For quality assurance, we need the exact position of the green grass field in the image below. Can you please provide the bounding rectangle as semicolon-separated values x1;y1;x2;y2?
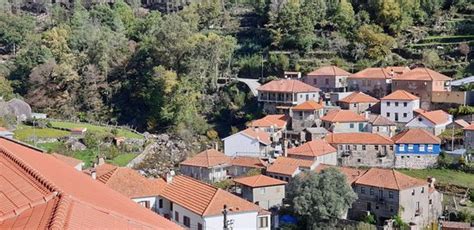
50;121;143;139
108;153;137;166
399;168;474;190
14;125;69;141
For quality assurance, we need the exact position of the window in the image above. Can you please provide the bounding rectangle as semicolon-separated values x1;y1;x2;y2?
361;187;366;194
427;145;433;152
139;201;150;208
370;188;374;195
367;202;372;211
362;145;366;150
429;199;432;205
170;202;173;211
353;145;357;150
386;112;390;117
387;102;391;106
159;199;163;208
313;79;317;84
399;144;405;151
259;216;269;228
395;102;399;106
198;223;203;230
408;144;414;151
390;206;394;212
403;113;407;118
350;123;355;128
419;145;425;152
353;103;357;108
389;191;394;199
389;145;393;151
375;145;379;151
421;187;425;193
174;211;179;222
260;187;266;194
339;79;342;83
325;78;329;85
412;189;415;196
403;102;407;107
357;159;361;163
183;216;190;227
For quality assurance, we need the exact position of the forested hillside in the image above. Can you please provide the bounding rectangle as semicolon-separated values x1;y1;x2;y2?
0;0;472;138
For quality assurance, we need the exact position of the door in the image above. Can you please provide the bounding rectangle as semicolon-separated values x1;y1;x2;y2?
395;113;399;121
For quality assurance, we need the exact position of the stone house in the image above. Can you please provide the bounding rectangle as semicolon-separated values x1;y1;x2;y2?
321;109;368;133
446;119;470;130
381;90;420;123
257;79;320;113
265;157;318;182
338;92;379;114
391;67;452;110
348;66;410;98
392;129;441;169
290;100;324;132
233;174;287;210
463;123;474;151
350;168;442;228
303;66;351;92
286;139;337;165
325;132;395;168
249;114;289;142
406;110;453;136
367;114;397;137
223;128;272;158
228;156;267;177
303;127;329;141
180;149;231;183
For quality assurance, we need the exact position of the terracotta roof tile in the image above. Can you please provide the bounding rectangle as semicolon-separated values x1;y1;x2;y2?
368;114;396;126
349;67;409;79
257;79;320;93
354;168;427;190
391;128;441;144
320;109;367;122
0;137;180;229
325;132;393;145
249;114;288;129
95;164;167;199
266;157;315;176
464;123;474;131
234;175;287;188
417;110;450;125
292;100;324;111
0;127;8;131
241;128;271;145
440;221;471;229
231;156;266;168
160;175;262;216
287;140;336;157
51;153;83;168
307;66;351;76
314;164;367;184
180;149;231;168
453;119;469;128
393;67;452;81
339;92;379;104
381;90;419;101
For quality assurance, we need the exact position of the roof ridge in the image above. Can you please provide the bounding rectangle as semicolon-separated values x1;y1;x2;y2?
48;194;73;230
391;169;401;190
424;68;434;81
0;191;59;222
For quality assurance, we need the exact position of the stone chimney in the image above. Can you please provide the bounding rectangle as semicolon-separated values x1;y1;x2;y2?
166;170;175;184
427;177;436;188
283;139;288;157
215;142;219;151
98;157;105;166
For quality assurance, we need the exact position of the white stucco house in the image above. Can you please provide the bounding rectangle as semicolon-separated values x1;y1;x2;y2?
180;149;231;183
158;175;271;230
381;90;420;123
223;128;272;158
320;109;369;133
406;110;452;136
286;139;338;165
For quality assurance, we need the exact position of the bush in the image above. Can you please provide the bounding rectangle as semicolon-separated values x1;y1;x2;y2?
470;190;474;202
206;129;218;140
362;213;376;225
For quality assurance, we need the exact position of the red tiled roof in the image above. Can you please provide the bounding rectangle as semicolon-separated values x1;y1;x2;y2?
160;175;262;217
231;156;266;169
0;127;8;131
51;153;83;168
249;114;288;129
381;90;419;101
339;92;379;104
349;67;409;79
325;132;393;145
241;128;271;145
292;100;324;111
95;163;167;199
453;119;469;128
393;67;452;81
368;114;395;126
417;110;450;125
287;140;336;157
0;137;180;229
414;108;426;114
315;164;367;184
320;109;367;122
354;168;427;191
440;221;471;229
391;128;441;144
464;123;474;131
180;149;231;168
234;174;287;188
257;79;320;93
266;157;314;176
307;66;351;76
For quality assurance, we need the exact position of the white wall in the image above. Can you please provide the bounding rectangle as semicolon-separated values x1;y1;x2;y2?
406;115;452;136
224;133;263;157
295;92;320;104
316;152;338;166
132;196;159;212
323;121;368;133
381;99;420;123
205;212;270;230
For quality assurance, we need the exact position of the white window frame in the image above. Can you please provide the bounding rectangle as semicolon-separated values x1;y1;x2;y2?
399;144;405;151
427;144;433;152
408;144;414;151
419;145;425;152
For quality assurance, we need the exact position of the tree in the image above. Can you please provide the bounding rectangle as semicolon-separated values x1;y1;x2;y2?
459;42;470;62
287;168;358;227
0;75;14;100
333;0;355;33
357;24;395;60
376;0;402;34
422;50;441;68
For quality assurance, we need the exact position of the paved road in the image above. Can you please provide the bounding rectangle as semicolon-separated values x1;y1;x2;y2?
236;78;261;96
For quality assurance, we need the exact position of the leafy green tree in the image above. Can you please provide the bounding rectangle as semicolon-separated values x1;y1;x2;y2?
287;168;358;226
356;24;395;60
0;75;14;100
0;13;34;54
422;50;441;68
333;0;355;33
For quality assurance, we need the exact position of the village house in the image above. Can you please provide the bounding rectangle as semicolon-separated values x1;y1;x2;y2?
315;164;368;185
51;153;84;170
447;119;470;130
289;100;324;132
229;156;267;177
257;79;320;113
321;109;368;133
249;114;288;141
392;128;442;169
367;114;397;137
91;163;167;211
157;175;271;230
350;168;443;228
463;123;474;151
265;157;318;182
348;66;410;98
0;127;14;139
70;127;87;136
286;139;337;165
303;66;351;92
303;127;329;141
325;132;395;168
338;91;379;114
223;128;272;158
233;174;287;210
391;67;452;110
180;149;231;183
406;110;453;136
0;137;180;229
381;90;420;123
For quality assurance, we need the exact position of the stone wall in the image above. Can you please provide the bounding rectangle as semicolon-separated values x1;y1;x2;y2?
394;154;438;169
336;144;394;168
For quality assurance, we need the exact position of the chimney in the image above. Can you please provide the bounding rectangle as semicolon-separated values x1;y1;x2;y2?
98;157;105;166
215;142;219;151
166;170;175;184
283;139;288;157
364;111;370;120
427;177;436;188
91;168;97;180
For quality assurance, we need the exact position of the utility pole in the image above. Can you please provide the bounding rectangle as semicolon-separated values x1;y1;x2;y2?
223;205;228;230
